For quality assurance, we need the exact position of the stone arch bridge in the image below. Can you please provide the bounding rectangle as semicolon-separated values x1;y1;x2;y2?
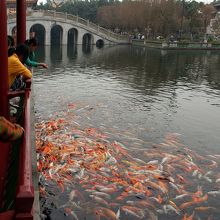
8;10;130;46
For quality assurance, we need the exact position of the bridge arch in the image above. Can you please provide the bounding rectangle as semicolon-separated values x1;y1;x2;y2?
68;28;78;46
96;39;104;48
29;24;45;45
51;24;63;45
83;33;93;46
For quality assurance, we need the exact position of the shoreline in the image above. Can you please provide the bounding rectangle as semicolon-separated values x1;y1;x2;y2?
132;39;220;51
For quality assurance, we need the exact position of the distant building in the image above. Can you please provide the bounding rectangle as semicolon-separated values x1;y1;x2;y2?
7;0;37;14
50;0;69;8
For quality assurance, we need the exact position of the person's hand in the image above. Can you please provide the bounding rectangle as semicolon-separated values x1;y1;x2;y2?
40;63;48;69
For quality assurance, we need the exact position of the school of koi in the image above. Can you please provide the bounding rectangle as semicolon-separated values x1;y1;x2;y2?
35;104;220;220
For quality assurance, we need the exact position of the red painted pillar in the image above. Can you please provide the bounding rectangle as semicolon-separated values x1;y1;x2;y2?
0;0;8;117
17;0;27;44
0;0;10;209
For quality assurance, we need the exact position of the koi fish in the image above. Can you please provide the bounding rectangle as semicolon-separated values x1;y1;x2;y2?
91;191;111;199
121;206;145;219
163;204;180;215
182;212;194;220
180;194;208;210
90;195;109;206
207;190;220;196
194;206;216;211
215;178;220;183
173;193;189;200
95;186;117;193
95;207;119;220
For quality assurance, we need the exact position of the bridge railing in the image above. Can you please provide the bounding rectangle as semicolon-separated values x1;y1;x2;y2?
55;11;66;19
89;22;99;32
8;10;129;42
67;14;77;22
77;17;88;26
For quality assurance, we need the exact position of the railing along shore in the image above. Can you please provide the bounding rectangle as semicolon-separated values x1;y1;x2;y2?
132;39;220;50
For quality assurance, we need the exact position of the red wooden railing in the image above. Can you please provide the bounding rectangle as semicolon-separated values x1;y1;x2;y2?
15;80;34;220
0;81;34;220
0;0;35;217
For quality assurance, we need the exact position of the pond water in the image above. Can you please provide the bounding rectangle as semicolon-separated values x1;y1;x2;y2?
34;45;220;220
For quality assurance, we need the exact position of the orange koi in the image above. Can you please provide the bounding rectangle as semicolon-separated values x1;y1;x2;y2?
192;186;203;199
115;192;128;201
169;200;180;212
145;189;152;197
57;180;65;193
157;195;163;204
134;182;144;191
194;206;216;211
176;174;187;184
95;207;119;220
121;205;145;219
179;201;195;210
182;212;194;220
147;181;167;194
112;142;130;157
193;194;208;203
43;146;52;154
158;181;168;193
180;194;208;210
90;195;109;206
142;200;156;209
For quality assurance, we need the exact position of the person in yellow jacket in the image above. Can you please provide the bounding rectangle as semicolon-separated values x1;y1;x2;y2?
0;117;24;142
8;44;32;90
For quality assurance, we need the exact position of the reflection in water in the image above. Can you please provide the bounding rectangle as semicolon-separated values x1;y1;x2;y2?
35;46;45;62
50;45;63;65
34;45;220;220
82;44;93;54
67;44;77;60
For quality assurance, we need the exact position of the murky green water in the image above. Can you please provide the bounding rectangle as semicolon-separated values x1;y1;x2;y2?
34;45;220;220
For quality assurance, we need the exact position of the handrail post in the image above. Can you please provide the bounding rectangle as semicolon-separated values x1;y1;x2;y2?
76;15;79;23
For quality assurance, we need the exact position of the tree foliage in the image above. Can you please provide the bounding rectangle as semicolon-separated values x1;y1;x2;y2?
36;0;216;39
